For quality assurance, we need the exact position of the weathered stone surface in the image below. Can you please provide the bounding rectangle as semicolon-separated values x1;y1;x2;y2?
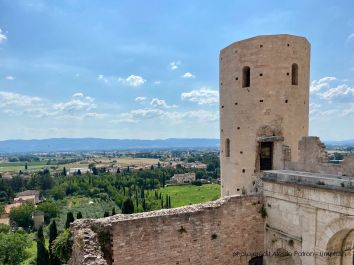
287;136;354;177
70;195;265;265
263;170;354;265
68;227;108;265
220;34;310;196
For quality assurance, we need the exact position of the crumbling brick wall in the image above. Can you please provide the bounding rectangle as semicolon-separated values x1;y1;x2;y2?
287;136;354;177
69;195;265;265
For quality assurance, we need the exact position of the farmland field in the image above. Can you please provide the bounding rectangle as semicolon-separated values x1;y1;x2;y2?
87;157;160;167
159;184;220;208
0;161;48;173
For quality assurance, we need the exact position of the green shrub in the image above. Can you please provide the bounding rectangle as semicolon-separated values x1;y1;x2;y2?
0;224;9;233
9;202;34;228
52;229;73;263
192;180;202;186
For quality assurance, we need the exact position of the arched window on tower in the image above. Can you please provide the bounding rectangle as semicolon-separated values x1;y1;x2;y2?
291;63;298;85
242;66;250;88
225;138;230;157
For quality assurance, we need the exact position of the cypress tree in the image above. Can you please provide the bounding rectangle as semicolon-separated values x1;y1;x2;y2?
76;211;83;219
162;175;166;187
37;226;50;265
65;212;75;229
141;188;145;199
112;207;116;215
49;221;61;265
142;199;146;211
121;197;134;214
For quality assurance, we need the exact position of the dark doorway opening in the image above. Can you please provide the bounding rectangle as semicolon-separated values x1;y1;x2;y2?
249;256;263;265
260;142;273;170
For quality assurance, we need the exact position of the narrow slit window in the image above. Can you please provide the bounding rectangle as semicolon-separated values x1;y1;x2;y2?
225;138;230;157
242;66;250;88
291;63;298;85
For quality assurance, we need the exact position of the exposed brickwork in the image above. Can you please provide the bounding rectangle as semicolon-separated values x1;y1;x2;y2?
287;136;354;177
220;34;310;196
70;195;265;265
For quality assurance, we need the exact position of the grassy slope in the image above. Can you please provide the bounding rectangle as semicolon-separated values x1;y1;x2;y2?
159;184;220;208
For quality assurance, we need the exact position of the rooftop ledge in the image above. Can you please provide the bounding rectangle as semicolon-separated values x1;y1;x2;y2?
262;170;354;193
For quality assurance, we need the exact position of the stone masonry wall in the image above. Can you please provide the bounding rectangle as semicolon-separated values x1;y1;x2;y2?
287;136;354;177
70;195;265;265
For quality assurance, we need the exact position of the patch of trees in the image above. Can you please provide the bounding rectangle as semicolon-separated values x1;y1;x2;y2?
8;155;40;162
0;228;31;265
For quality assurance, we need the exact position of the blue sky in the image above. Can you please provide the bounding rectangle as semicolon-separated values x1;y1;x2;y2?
0;0;353;140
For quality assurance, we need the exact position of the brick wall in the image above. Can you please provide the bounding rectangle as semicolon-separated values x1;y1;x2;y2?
70;195;265;265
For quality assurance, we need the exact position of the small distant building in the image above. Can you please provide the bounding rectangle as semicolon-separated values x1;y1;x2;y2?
171;173;196;184
15;190;40;204
69;168;91;175
185;162;208;169
32;211;44;230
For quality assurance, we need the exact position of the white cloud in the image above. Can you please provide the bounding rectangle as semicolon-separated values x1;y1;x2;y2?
53;93;96;112
169;61;181;71
97;74;108;84
181;72;195;79
0;29;7;43
5;76;14;80
0;91;42;108
135;97;147;103
181;88;219;105
0;90;107;121
115;108;218;124
347;33;354;41
72;92;84;98
84;112;107;119
310;77;336;93
118;75;146;87
318;84;354;101
150;98;176;108
311;76;354;102
153;81;161;85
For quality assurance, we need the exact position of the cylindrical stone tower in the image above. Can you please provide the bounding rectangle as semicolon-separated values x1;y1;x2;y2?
220;34;310;196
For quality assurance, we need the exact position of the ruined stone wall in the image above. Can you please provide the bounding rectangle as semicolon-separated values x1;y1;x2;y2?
287;136;354;177
263;173;354;265
70;195;265;265
220;34;310;196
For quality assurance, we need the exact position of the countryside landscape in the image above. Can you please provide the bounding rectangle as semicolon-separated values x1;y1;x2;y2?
0;137;353;264
1;1;354;265
0;141;221;264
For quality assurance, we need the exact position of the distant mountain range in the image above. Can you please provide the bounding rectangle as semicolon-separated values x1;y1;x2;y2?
324;139;354;147
0;138;352;153
0;138;220;153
